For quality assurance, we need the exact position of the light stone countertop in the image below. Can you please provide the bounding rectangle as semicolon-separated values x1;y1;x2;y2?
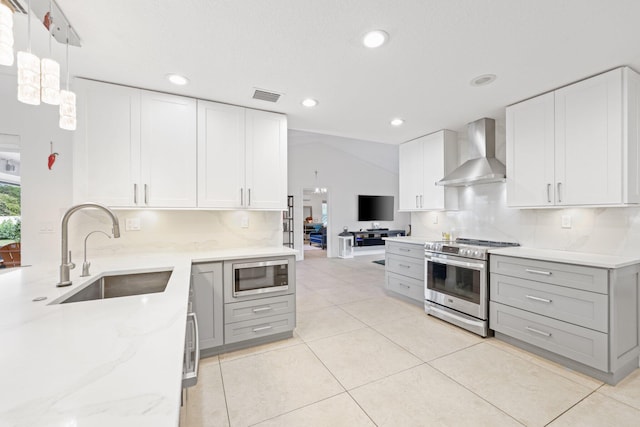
0;246;296;427
488;246;640;269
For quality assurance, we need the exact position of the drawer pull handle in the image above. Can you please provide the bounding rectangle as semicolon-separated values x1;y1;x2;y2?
526;326;552;337
252;325;273;333
525;268;552;276
399;248;411;252
398;264;411;268
398;283;411;289
525;295;552;303
252;307;273;313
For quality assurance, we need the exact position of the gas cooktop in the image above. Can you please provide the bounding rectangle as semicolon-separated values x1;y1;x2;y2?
424;238;519;260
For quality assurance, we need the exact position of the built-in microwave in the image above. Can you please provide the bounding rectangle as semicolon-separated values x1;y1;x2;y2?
223;256;295;303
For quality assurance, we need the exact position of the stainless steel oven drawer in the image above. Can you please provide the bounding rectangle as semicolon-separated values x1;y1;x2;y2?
386;253;424;281
224;294;295;324
490;302;608;371
490;255;608;294
224;313;295;345
385;272;425;301
385;241;424;259
490;273;608;332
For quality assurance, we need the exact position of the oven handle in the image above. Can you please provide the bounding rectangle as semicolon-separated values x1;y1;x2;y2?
426;255;485;271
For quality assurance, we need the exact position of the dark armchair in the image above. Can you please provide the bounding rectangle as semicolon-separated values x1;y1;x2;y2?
309;226;326;249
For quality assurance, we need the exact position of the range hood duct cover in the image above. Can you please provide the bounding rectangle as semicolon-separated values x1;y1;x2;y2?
436;117;506;187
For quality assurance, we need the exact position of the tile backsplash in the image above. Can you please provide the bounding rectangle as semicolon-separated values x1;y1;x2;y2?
412;182;640;256
68;210;282;257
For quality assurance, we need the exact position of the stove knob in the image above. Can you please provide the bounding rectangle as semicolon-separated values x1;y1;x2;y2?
459;249;467;256
474;251;481;258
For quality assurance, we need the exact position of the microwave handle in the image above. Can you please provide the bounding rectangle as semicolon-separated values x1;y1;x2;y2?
426;255;485;271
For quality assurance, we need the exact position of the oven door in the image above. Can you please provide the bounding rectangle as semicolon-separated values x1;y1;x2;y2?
232;259;289;298
425;252;487;319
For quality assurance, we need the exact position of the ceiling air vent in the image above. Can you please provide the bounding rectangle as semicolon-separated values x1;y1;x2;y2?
252;89;281;103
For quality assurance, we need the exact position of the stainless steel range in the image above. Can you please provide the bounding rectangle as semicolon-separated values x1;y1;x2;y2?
424;238;519;337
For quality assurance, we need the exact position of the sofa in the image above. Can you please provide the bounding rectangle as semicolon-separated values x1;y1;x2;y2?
309;227;326;249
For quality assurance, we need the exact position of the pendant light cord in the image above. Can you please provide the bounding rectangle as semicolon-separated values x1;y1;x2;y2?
65;24;70;90
26;0;31;52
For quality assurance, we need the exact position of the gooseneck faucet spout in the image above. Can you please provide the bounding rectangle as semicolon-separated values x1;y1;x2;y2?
58;202;121;287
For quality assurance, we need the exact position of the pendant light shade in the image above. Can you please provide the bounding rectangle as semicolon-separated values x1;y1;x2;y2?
41;58;60;104
0;3;13;66
17;50;40;104
17;0;40;105
59;89;76;130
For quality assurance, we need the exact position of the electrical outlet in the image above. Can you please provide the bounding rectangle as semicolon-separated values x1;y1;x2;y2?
125;217;141;231
240;214;249;228
561;215;571;229
432;213;438;224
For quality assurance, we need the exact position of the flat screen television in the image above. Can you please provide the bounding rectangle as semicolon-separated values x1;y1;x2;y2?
358;195;394;221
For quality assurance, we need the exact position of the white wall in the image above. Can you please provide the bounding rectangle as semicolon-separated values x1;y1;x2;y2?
411;116;640;257
288;130;410;258
0;72;73;266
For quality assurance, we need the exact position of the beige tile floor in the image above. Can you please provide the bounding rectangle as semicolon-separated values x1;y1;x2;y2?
183;254;640;427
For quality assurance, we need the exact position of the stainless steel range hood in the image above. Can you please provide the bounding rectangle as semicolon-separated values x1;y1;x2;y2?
436;117;505;187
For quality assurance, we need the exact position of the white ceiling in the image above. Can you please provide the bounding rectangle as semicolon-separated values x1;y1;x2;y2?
10;0;640;144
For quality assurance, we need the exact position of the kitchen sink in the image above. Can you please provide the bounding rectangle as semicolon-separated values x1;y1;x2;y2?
57;270;172;304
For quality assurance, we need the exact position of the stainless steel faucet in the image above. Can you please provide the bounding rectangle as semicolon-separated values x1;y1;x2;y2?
80;230;111;277
58;203;121;287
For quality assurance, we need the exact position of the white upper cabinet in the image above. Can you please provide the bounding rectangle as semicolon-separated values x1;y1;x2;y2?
197;100;287;210
140;90;197;207
74;79;197;208
507;67;640;207
399;130;458;211
74;79;140;207
197;101;245;208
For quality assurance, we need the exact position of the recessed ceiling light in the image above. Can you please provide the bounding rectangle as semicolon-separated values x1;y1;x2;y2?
301;98;318;108
390;118;404;127
167;74;189;85
362;30;389;48
470;74;497;87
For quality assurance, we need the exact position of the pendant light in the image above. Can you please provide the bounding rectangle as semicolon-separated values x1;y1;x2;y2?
17;0;40;105
59;23;75;130
313;170;327;194
41;3;60;105
0;1;14;66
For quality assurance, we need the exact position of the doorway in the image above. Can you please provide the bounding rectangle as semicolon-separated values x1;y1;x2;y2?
0;136;21;268
302;188;328;258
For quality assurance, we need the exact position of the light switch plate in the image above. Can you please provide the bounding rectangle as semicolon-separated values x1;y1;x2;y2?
561;215;571;229
240;213;249;228
432;213;438;224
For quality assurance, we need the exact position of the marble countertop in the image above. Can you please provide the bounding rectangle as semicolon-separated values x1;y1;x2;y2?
0;246;296;427
488;246;640;269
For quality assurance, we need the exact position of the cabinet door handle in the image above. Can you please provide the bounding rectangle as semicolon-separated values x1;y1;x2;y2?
525;268;552;276
252;306;272;313
133;184;138;205
416;195;419;208
525;295;552;303
526;326;552;337
547;183;551;203
420;195;423;208
557;182;562;203
144;184;149;205
248;188;251;206
252;325;273;333
240;188;244;206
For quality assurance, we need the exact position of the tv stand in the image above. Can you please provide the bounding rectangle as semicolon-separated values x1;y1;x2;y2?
349;229;405;248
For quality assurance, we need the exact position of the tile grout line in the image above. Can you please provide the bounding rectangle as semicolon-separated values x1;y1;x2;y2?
217;359;233;427
542;387;602;426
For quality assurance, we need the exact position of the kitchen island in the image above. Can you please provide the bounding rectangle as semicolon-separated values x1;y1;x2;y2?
0;246;296;427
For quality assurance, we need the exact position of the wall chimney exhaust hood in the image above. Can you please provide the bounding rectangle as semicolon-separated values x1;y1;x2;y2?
436;117;505;187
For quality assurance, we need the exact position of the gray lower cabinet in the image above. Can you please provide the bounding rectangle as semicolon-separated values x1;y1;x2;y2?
385;241;425;302
191;262;224;351
490;254;640;384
